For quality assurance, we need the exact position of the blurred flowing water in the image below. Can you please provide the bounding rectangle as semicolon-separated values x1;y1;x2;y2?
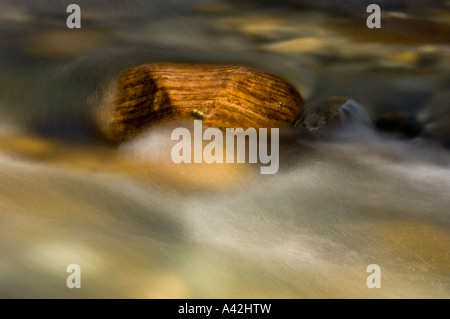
0;0;449;298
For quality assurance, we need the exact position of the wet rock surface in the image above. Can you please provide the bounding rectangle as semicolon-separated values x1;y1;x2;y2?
295;97;370;132
375;112;424;139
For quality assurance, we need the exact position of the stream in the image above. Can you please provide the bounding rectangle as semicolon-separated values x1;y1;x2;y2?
0;0;449;298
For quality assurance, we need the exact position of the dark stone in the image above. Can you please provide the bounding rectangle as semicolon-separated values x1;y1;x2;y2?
295;96;370;132
375;112;424;138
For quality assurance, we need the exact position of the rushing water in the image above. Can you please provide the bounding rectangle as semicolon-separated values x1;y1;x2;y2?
0;0;449;298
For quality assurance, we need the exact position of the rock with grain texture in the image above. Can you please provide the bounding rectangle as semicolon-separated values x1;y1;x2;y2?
97;63;304;143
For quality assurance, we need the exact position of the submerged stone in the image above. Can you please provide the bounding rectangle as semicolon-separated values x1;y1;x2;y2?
375;112;424;138
295;96;370;132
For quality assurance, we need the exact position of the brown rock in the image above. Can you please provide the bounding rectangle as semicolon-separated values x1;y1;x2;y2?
96;63;304;143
